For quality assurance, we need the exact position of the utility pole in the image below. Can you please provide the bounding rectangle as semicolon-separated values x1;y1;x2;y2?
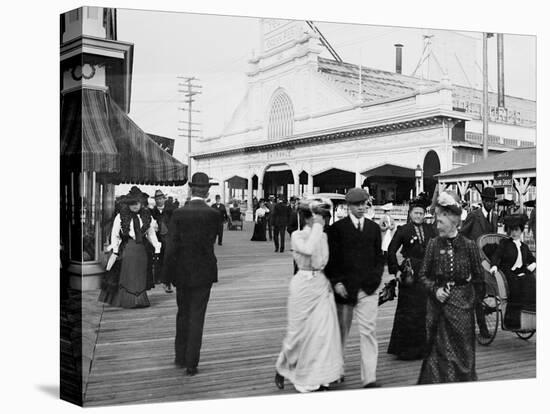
177;76;202;193
482;33;493;159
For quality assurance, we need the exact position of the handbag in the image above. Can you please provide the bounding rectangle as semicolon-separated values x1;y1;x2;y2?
378;279;397;306
399;258;415;287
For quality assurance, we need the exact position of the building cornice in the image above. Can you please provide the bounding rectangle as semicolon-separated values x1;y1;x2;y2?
193;114;465;160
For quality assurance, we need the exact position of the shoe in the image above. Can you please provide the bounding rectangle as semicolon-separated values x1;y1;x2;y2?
274;248;279;253
186;367;198;376
315;385;330;392
279;249;284;253
479;328;492;339
363;382;381;388
218;243;223;246
275;372;285;389
174;359;185;369
163;283;173;293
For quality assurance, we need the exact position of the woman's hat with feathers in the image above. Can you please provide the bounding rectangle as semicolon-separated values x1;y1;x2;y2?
436;190;462;216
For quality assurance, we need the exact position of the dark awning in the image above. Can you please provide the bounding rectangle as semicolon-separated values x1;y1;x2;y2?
107;95;187;185
362;164;415;178
61;88;119;173
61;88;187;186
226;175;248;189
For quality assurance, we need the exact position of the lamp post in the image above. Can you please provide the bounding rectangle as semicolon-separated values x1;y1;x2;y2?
415;164;423;196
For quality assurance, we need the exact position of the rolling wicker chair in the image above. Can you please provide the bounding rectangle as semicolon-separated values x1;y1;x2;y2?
476;233;535;345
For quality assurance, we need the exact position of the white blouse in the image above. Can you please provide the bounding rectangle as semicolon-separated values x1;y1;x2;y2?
255;207;268;222
108;213;161;254
291;223;328;271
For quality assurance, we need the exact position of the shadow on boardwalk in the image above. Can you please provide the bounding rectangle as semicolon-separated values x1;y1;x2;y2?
82;223;536;406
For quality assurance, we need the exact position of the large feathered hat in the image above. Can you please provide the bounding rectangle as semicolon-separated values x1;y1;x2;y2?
436;190;462;216
409;192;431;210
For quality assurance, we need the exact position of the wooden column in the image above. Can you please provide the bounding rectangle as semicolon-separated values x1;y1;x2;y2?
246;175;254;221
307;172;314;196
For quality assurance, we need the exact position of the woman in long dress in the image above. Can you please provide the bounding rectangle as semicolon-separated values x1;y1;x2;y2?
275;201;344;392
99;186;161;309
387;194;435;360
251;200;269;241
417;191;484;384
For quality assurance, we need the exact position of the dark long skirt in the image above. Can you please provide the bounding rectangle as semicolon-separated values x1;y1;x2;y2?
251;218;267;241
418;284;477;384
504;269;536;329
98;239;150;308
387;281;428;359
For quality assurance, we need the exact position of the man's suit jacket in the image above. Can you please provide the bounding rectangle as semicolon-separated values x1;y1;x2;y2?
460;208;498;243
287;207;300;235
163;199;221;287
150;206;173;238
325;216;385;305
272;202;290;227
211;202;228;222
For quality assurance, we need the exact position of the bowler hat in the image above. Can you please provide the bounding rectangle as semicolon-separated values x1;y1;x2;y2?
188;172;218;187
345;188;369;204
480;186;497;200
154;190;166;199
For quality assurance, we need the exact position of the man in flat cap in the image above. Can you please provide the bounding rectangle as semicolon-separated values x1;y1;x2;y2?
163;172;221;376
325;188;384;388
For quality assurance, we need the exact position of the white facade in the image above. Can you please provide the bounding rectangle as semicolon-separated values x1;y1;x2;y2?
194;19;535;220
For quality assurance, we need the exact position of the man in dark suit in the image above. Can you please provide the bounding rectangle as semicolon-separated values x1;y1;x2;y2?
325;188;385;388
460;186;498;242
151;189;174;293
265;195;275;241
211;194;228;246
163;172;221;376
286;196;300;236
460;186;498;338
271;195;291;252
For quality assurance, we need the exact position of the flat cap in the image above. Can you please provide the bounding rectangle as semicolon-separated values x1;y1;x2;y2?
345;188;369;204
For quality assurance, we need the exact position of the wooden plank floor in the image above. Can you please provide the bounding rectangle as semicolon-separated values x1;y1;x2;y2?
83;223;536;407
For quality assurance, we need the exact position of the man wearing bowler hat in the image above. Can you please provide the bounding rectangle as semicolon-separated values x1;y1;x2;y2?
460;185;498;338
163;172;221;376
325;188;385;388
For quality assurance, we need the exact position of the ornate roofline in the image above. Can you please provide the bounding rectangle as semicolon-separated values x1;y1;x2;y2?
193;115;460;160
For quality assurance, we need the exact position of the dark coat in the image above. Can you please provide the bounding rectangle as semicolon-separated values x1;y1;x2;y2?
287;207;300;235
150;205;173;238
272;202;291;227
163;199;221;287
325;216;385;305
211;202;228;222
491;237;535;275
387;222;436;275
460;208;498;243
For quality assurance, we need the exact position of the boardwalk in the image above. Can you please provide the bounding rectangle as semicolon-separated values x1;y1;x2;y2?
83;223;536;406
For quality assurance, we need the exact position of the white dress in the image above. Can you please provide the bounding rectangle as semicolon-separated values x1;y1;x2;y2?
275;223;344;392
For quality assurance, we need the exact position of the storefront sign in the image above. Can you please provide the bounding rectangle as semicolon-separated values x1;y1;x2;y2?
493;170;513;188
266;149;292;161
148;133;175;155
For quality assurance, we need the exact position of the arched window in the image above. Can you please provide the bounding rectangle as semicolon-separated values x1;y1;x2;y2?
267;90;294;139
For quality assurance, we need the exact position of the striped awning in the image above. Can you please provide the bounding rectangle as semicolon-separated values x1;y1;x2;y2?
61;88;187;186
61;88;119;173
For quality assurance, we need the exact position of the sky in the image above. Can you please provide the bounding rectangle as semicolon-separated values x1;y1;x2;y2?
117;8;536;163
